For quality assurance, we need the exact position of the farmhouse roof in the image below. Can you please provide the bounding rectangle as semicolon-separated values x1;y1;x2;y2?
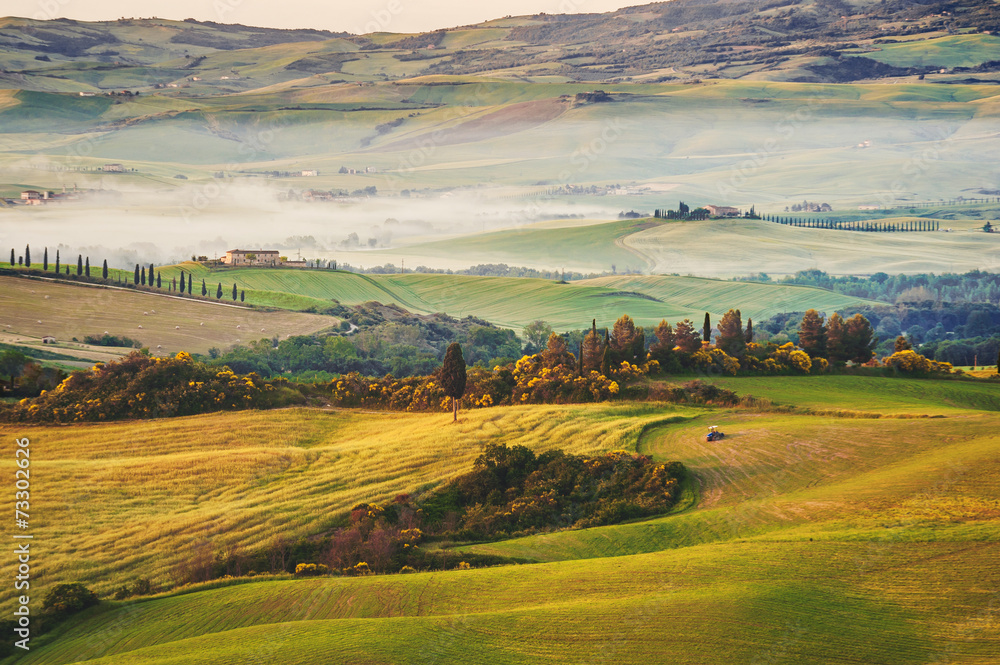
226;249;279;254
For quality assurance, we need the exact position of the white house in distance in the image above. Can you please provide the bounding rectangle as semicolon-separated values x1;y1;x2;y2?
223;249;281;266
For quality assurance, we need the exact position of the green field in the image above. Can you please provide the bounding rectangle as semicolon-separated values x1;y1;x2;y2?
851;34;1000;69
0;275;335;355
157;262;877;331
6;375;1000;664
623;218;1000;277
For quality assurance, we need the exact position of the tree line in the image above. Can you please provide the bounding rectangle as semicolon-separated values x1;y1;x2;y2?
762;216;940;232
7;244;248;303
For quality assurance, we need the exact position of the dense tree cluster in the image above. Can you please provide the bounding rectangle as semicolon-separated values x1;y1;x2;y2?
424;443;686;538
743;269;1000;305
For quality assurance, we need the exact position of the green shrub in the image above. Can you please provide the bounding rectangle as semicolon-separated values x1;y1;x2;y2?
42;583;98;620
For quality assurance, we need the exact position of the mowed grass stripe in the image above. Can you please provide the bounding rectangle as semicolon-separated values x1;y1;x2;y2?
23;541;961;664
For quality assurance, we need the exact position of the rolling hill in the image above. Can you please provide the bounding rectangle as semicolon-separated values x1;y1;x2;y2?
154;262;879;331
5;375;999;664
0;275;336;354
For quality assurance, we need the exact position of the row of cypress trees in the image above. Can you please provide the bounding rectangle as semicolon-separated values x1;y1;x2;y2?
8;245;246;303
763;215;940;232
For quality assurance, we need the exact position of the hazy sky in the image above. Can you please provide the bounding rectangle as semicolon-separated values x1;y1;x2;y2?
9;0;635;34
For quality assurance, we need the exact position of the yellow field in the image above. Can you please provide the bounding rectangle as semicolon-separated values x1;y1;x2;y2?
7;376;1000;664
0;403;692;606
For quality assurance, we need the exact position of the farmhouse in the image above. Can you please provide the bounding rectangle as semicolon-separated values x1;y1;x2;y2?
21;190;44;201
301;170;318;177
223;249;281;266
42;336;56;344
705;204;740;217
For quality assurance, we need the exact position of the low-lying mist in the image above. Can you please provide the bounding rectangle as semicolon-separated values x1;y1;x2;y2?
0;181;618;269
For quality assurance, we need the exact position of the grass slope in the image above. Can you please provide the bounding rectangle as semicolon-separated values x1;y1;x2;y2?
624;219;1000;277
0;403;690;607
0;275;334;354
10;375;1000;664
158;262;875;331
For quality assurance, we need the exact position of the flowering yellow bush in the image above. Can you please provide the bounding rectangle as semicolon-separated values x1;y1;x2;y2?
883;350;953;374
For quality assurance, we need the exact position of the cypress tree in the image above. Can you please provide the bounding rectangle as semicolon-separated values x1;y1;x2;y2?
102;259;108;279
172;277;177;292
745;318;754;344
76;255;82;276
188;278;192;295
24;245;30;268
201;279;207;297
43;247;48;271
240;290;245;303
441;342;467;423
216;282;222;299
141;266;146;286
149;264;155;285
65;265;69;275
85;257;90;277
55;250;59;274
156;273;161;288
134;264;140;284
9;248;14;267
180;272;186;293
703;313;711;343
232;283;238;300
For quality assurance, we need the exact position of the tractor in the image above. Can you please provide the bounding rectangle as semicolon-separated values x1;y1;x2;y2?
706;425;725;442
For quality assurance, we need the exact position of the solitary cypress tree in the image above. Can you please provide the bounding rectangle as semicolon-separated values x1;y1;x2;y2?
201;279;207;297
232;283;238;301
134;264;140;285
441;342;467;423
24;245;30;268
703;313;711;343
9;248;14;267
43;247;48;271
216;283;222;299
102;259;108;279
76;255;82;276
85;257;90;277
55;250;59;274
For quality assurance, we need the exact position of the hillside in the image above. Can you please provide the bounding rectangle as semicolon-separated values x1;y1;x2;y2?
2;0;1000;90
154;262;878;330
6;376;1000;663
0;275;336;355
